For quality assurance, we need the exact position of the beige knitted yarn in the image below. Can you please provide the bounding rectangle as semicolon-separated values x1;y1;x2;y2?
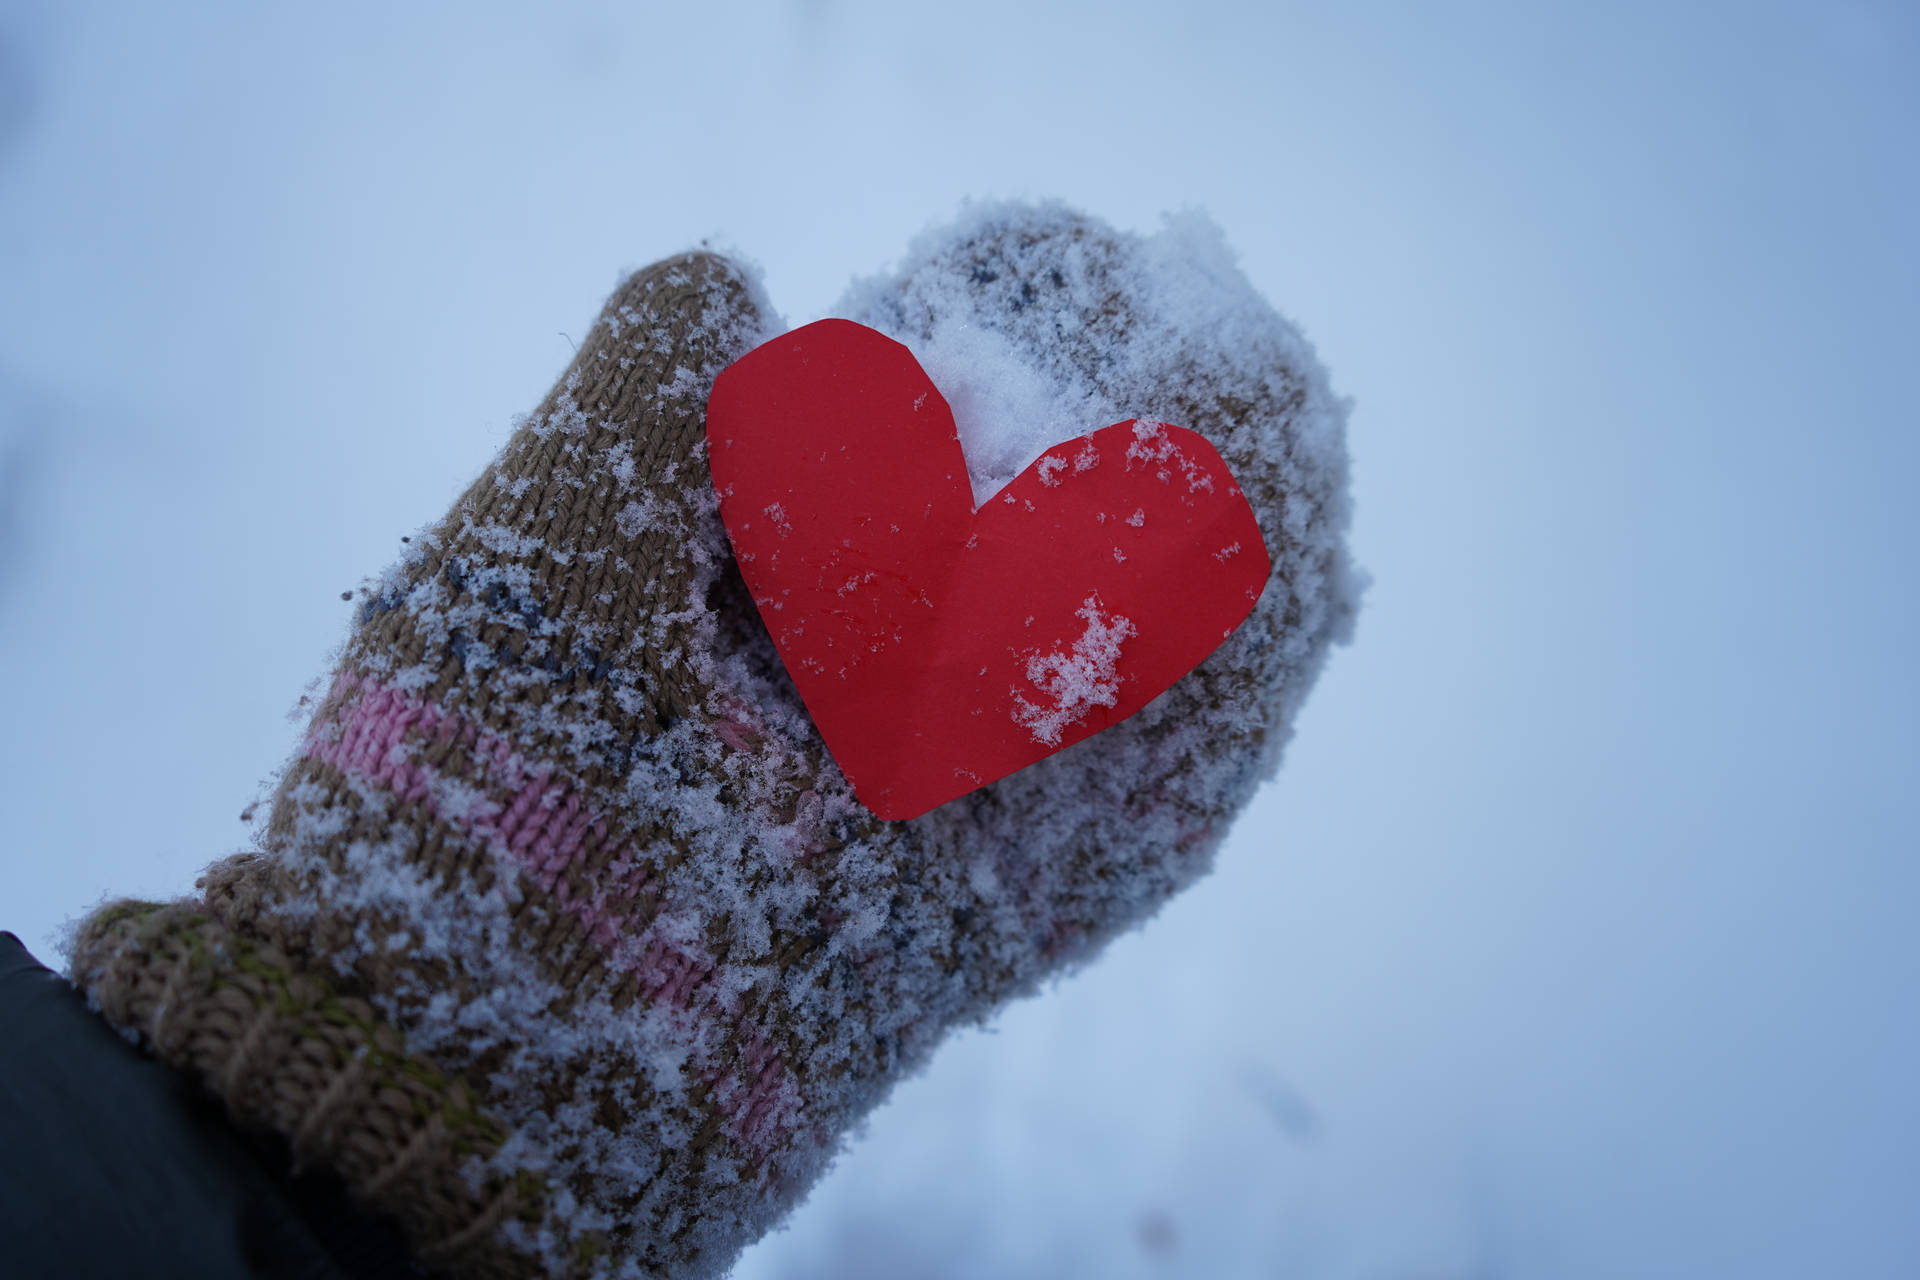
70;204;1359;1279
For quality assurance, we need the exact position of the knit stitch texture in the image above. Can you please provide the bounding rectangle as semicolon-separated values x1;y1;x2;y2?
70;205;1360;1279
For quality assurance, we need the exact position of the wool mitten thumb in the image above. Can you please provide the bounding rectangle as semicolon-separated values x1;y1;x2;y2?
71;253;783;1279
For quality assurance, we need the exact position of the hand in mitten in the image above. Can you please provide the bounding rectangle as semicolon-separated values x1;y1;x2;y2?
69;203;1358;1280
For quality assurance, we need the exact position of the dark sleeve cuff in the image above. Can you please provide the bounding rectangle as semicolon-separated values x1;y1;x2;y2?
0;930;424;1280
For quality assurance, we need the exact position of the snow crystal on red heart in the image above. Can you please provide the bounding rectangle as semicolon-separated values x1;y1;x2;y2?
1011;594;1138;747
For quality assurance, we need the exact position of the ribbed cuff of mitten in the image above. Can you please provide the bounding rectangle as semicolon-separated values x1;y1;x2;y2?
69;899;560;1279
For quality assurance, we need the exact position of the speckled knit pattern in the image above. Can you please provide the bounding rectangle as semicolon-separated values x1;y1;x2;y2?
70;207;1360;1279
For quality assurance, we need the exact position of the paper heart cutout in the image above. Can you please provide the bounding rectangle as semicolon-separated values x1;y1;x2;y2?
706;319;1270;820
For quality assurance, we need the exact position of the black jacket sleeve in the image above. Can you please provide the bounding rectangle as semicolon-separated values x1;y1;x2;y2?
0;930;423;1280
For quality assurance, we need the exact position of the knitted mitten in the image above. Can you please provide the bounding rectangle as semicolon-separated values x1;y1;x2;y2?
69;204;1359;1280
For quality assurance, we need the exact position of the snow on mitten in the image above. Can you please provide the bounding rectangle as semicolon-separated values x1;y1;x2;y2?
68;204;1359;1280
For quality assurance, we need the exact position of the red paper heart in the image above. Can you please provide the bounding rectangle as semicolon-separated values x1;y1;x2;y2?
706;319;1271;820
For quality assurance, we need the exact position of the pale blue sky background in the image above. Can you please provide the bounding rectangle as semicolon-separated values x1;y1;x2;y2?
2;2;1915;1276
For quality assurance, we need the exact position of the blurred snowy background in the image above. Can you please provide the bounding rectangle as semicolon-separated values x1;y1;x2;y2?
2;2;1916;1276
